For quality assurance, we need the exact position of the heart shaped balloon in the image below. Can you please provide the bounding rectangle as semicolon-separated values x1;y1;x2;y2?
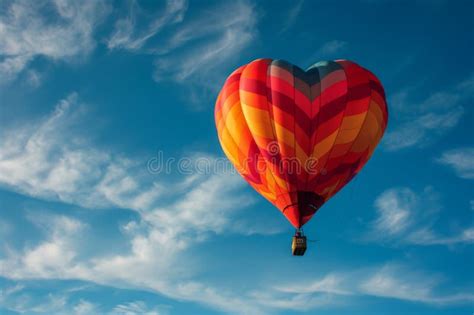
215;59;388;228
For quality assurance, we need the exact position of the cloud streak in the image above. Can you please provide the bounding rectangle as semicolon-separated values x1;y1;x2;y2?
0;93;283;314
106;0;188;51
279;0;304;34
151;1;256;84
436;147;474;179
0;93;136;209
359;264;474;305
0;0;110;84
105;0;257;106
3;223;472;315
257;263;473;310
383;75;472;151
367;187;474;246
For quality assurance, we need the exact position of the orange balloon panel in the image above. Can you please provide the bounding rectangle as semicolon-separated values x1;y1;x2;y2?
215;59;388;228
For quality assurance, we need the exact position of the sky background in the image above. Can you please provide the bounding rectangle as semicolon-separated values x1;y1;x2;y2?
0;0;473;314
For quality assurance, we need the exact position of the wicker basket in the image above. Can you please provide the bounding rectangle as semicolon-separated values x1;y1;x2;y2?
292;235;307;256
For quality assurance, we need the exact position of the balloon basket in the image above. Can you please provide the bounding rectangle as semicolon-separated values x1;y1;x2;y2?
291;231;307;256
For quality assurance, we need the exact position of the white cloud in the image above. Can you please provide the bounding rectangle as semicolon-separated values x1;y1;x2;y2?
0;186;263;314
8;205;469;313
0;0;110;83
0;281;174;315
2;219;472;314
384;107;464;150
0;282;89;315
0;284;25;301
0;219;12;238
257;264;473;309
304;40;348;67
0;55;31;83
0;93;265;242
0;288;100;315
0;91;266;229
249;290;339;311
436;147;474;179
360;264;436;303
359;264;474;305
107;0;188;51
25;69;42;87
274;274;352;296
105;0;257;105
112;301;163;315
372;187;415;236
151;1;256;84
1;214;87;279
279;0;304;33
317;40;347;56
0;93;288;314
73;300;99;315
17;294;68;314
0;93;163;211
368;187;474;246
384;75;472;151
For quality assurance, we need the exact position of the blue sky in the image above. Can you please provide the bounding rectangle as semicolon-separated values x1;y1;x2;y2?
0;0;473;314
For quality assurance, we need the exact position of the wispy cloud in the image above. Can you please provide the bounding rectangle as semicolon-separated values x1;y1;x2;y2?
0;287;165;315
383;107;464;151
151;1;256;83
106;0;188;51
112;301;164;315
317;40;347;56
0;0;110;84
274;274;352;296
304;40;348;67
73;300;99;315
4;224;472;315
25;69;42;88
359;264;474;305
0;94;284;314
372;187;417;236
0;291;68;314
0;219;12;238
0;92;272;231
384;75;472;151
257;263;473;309
0;93;136;209
367;187;474;246
279;0;304;33
105;0;257;106
436;147;474;179
1;213;86;279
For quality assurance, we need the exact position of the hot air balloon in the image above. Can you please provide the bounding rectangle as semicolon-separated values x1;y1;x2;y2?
215;59;388;255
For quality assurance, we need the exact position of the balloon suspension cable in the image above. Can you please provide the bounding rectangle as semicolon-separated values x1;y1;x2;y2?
295;228;316;242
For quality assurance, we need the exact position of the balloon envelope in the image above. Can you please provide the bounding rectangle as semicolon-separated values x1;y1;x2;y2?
215;59;388;228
